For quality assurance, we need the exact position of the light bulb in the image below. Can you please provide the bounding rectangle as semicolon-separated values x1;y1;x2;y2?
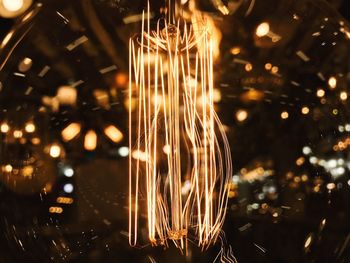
128;4;232;251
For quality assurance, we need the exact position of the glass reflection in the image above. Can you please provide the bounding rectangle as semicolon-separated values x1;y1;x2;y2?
0;0;349;262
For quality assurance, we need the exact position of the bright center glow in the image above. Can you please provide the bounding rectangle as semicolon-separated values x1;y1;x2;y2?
63;167;74;177
131;150;147;162
304;235;313;249
309;156;317;164
18;57;32;72
236;109;248;122
213;88;222;103
1;31;13;48
25;122;35;133
302;146;312;155
327;159;337;169
245;63;253;72
301;106;309;115
31;137;40;145
256;22;270;37
326;183;336;190
340;91;347;101
104;125;123;143
63;183;74;194
271;66;279;74
118;146;129;157
13;130;23;138
281;111;289;119
162;144;171;155
4;164;13;173
230;46;240;55
0;122;9;133
316;89;325;97
328;76;337;89
2;0;23;12
57;86;77;106
84;130;97;151
49;144;61;158
61;122;81;142
181;180;192;195
265;63;272;70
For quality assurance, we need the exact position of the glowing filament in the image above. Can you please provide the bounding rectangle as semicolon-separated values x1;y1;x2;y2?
129;7;232;251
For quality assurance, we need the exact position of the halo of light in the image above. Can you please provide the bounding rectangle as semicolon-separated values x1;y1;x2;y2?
256;22;270;37
63;167;74;177
63;183;74;194
2;0;23;12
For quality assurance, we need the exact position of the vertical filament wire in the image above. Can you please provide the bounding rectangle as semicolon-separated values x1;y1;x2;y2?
129;5;232;251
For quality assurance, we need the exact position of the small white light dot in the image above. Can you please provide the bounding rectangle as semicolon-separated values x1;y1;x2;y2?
118;146;129;157
345;124;350;132
63;183;74;193
63;167;74;178
302;146;312;155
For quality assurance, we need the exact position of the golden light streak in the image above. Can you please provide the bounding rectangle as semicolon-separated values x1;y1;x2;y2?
129;5;231;251
84;130;97;151
104;125;123;143
61;122;81;142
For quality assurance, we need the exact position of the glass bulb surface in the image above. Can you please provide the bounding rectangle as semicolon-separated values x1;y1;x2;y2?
0;0;349;262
